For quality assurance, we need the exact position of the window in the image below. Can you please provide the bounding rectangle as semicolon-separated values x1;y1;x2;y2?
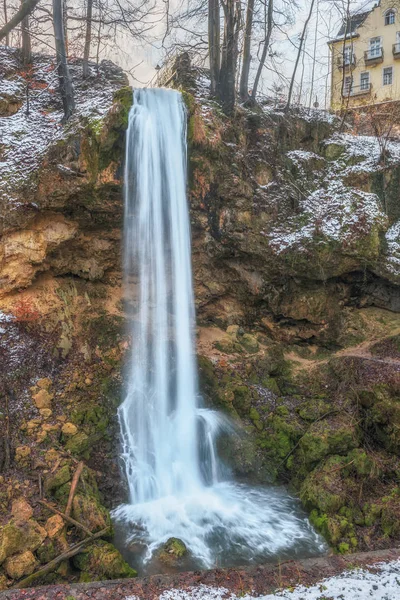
369;37;382;58
385;9;395;25
343;46;354;65
383;66;393;85
360;72;370;90
344;76;353;94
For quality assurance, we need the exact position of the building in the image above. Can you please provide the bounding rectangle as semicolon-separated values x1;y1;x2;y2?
329;1;400;110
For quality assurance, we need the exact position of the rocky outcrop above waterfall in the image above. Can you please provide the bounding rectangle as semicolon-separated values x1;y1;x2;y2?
0;47;130;298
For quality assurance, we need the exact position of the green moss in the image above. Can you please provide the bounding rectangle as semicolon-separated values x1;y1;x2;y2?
300;456;348;513
158;537;188;566
45;465;71;494
73;540;136;581
65;432;90;456
297;416;358;467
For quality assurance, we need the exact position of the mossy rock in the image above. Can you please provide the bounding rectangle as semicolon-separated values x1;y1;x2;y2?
0;520;47;564
65;432;90;456
367;394;400;455
73;540;136;581
240;334;259;354
72;494;112;535
297;415;359;467
300;455;349;513
297;398;331;422
158;537;187;567
45;465;71;494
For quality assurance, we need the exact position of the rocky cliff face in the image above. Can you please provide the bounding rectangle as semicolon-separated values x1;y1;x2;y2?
1;50;400;589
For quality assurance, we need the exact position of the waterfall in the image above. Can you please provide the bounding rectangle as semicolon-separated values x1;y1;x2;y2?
112;88;325;569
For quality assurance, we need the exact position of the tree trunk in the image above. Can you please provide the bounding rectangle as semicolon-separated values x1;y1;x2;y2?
62;0;68;55
83;0;93;78
218;0;241;114
3;0;9;45
251;0;273;101
21;0;31;64
208;0;220;96
284;0;316;112
239;0;254;102
52;0;75;121
0;0;39;42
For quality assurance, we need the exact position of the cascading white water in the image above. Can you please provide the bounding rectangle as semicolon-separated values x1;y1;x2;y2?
112;88;325;569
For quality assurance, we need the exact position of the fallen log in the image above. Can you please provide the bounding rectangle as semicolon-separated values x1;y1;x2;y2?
12;526;110;589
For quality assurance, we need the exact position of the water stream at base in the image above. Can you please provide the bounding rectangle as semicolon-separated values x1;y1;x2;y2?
112;88;326;571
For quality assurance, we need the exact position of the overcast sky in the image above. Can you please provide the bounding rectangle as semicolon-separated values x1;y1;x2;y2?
98;0;380;108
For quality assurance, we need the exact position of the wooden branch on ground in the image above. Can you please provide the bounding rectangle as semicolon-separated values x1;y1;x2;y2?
12;526;109;589
38;499;93;537
65;460;84;517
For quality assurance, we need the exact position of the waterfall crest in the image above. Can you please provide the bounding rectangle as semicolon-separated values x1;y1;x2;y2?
112;88;325;569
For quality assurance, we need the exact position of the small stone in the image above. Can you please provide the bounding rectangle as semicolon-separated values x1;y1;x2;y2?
37;378;52;390
226;324;240;340
32;389;53;409
39;408;52;420
11;498;33;522
44;449;60;465
26;419;41;432
5;551;36;580
42;423;60;433
36;430;47;444
15;446;31;466
45;465;71;493
0;574;7;590
56;415;67;423
240;333;259;354
61;422;78;436
85;378;92;386
45;514;64;538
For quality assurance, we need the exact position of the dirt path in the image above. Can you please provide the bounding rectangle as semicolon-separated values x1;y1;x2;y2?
285;328;400;374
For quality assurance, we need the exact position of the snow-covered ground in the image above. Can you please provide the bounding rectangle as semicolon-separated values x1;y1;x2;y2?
125;560;400;600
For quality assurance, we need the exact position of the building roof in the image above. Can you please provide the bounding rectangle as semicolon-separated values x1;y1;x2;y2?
336;10;371;38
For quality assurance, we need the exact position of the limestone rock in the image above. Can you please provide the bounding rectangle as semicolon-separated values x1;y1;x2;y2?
45;465;71;493
0;519;47;564
37;378;52;389
158;537;188;567
11;498;33;522
61;422;78;437
45;515;64;538
65;432;90;455
14;446;31;467
73;540;136;581
4;550;36;580
72;494;110;533
240;334;259;354
32;389;53;409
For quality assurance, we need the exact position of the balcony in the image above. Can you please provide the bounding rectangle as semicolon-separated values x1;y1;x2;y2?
342;83;372;98
364;48;384;65
337;54;356;70
393;43;400;58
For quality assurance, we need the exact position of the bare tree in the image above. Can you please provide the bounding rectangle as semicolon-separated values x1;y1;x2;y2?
218;0;241;113
208;0;220;95
3;0;9;45
0;0;39;42
83;0;93;77
21;0;32;64
251;0;273;101
52;0;75;120
285;0;316;111
239;0;255;101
